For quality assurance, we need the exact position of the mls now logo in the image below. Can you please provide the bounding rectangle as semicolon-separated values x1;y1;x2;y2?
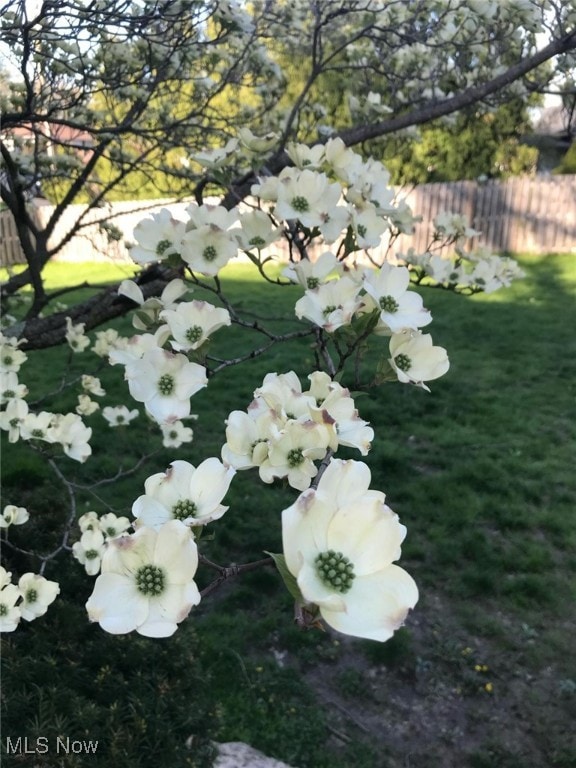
5;736;99;754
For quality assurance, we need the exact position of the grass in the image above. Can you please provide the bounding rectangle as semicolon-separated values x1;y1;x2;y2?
2;253;576;767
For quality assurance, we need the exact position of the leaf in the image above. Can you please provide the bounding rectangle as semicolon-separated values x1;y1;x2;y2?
265;551;304;603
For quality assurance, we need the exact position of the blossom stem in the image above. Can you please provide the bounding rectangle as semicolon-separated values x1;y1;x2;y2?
199;556;274;599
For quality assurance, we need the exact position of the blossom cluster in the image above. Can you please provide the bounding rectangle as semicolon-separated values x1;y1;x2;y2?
73;511;132;575
79;458;234;637
223;371;373;490
403;245;526;294
0;131;525;647
0;502;60;633
0;333;93;461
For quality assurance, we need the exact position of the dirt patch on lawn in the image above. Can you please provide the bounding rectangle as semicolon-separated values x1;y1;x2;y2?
274;592;576;767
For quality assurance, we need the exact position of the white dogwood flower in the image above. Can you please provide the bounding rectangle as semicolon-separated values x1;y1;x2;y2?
160;420;194;448
18;573;60;621
99;513;131;539
49;413;92;462
306;372;374;456
221;409;276;470
132;458;235;528
275;168;342;229
0;505;29;528
282;459;418;641
259;421;330;491
282;251;344;290
235;209;282;251
363;263;432;333
0;398;29;442
0;579;21;632
73;529;107;576
160;300;231;352
388;332;450;391
295;276;361;332
0;505;28;527
76;395;100;416
102;405;140;426
124;348;207;424
0;339;27;373
130;208;186;265
81;375;106;397
19;411;58;443
0;371;28;403
65;317;90;353
86;520;201;637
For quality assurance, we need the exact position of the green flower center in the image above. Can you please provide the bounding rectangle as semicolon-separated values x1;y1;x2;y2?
157;373;175;396
322;304;337;317
169;430;178;439
172;499;197;521
85;549;100;560
156;239;172;256
116;415;125;423
248;235;266;248
315;549;356;593
3;389;15;398
105;527;117;537
9;418;19;428
287;447;304;468
26;588;38;604
307;277;320;289
0;604;8;616
203;245;217;262
185;325;203;344
31;428;44;438
394;353;412;372
357;224;367;238
379;295;399;313
3;355;13;365
291;196;310;213
135;564;165;596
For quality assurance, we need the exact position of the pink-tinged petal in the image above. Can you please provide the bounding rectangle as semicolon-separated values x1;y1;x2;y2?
282;494;334;575
101;527;156;576
320;565;418;642
153;521;198;583
144;461;196;507
86;573;148;634
188;458;235;518
315;459;372;507
297;562;346;612
326;499;406;575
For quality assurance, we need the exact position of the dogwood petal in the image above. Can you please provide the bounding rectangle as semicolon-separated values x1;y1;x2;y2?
320;566;418;642
86;573;148;634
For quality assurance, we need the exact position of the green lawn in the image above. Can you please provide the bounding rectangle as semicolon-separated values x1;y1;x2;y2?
2;254;575;767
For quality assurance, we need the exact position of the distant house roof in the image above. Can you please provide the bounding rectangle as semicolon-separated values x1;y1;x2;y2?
3;123;94;148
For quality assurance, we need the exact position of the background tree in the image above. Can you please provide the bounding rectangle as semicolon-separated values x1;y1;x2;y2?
1;0;575;346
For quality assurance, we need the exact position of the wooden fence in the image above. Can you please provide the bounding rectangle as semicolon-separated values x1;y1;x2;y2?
392;175;576;256
1;175;575;268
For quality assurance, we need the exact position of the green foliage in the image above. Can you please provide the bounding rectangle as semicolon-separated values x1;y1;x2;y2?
553;141;576;174
381;100;540;183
